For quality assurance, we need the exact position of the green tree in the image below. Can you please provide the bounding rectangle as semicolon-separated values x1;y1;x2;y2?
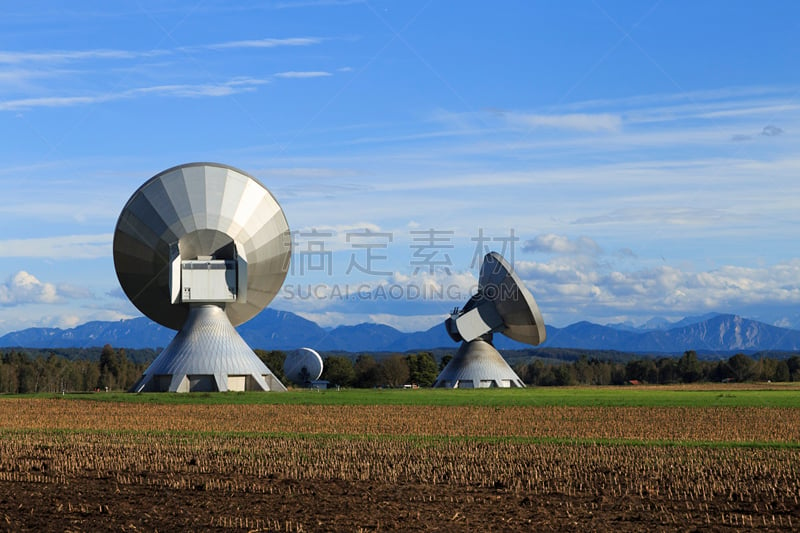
0;355;19;393
677;350;702;383
610;363;627;385
757;357;779;382
255;350;287;384
42;354;68;392
80;360;101;391
656;358;677;384
588;359;613;385
439;354;453;371
774;360;791;382
626;359;657;383
788;356;800;381
380;355;410;388
573;356;591;384
726;353;756;382
522;359;556;386
17;360;38;393
98;344;118;390
406;352;439;387
96;345;139;390
321;356;356;387
354;355;381;388
552;364;575;386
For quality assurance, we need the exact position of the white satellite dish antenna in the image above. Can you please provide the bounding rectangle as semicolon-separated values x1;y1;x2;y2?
284;348;324;386
433;252;546;388
115;163;291;393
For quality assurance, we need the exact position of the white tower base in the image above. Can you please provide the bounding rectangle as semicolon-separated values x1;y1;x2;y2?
130;305;286;393
432;338;525;388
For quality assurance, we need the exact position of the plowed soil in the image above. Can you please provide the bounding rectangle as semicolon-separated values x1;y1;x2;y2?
0;396;798;531
4;474;795;532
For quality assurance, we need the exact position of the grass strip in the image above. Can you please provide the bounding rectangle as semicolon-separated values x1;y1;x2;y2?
1;427;797;450
18;386;800;408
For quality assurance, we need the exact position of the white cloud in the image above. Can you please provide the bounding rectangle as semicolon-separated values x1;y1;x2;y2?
287;222;387;253
0;307;134;335
0;78;270;111
430;108;622;133
203;37;323;50
1;94;108;110
276;282;347;312
0;234;112;259
0;49;163;64
0;38;322;64
274;71;332;79
516;258;800;326
503;112;622;132
0;271;60;306
414;86;800;162
523;234;602;256
56;283;94;300
389;270;478;299
294;311;444;332
275;269;479;319
131;78;270;97
366;313;445;332
0;68;72;87
571;207;732;227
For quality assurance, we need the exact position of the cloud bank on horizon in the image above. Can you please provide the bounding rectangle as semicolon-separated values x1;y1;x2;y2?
0;1;799;336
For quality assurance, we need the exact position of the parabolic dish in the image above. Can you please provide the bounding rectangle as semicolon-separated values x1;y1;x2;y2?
478;251;546;346
113;162;291;330
284;347;324;385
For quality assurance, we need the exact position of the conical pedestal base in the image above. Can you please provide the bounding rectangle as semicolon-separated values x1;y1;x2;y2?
130;305;286;392
432;338;524;388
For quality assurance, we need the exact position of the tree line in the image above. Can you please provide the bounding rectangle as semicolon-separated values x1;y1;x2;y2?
2;346;800;393
514;351;800;386
0;345;147;393
320;351;800;388
0;347;444;393
317;353;441;388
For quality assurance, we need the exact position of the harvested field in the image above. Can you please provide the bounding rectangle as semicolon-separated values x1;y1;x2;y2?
0;389;799;531
3;399;800;443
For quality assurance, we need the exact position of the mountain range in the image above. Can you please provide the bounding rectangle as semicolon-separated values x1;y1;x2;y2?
1;310;799;356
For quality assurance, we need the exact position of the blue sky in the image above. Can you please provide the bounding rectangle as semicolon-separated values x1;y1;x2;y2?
1;1;799;336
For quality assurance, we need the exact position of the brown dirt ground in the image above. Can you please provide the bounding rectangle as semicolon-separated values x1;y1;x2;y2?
1;474;797;532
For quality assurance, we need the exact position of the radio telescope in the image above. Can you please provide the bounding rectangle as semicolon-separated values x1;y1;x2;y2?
433;252;546;388
114;162;291;392
284;347;324;386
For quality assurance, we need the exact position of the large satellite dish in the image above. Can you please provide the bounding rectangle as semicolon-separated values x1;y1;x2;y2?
114;162;291;392
284;348;324;386
433;251;546;388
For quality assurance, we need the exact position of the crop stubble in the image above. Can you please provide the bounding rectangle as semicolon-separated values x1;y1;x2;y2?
0;398;798;531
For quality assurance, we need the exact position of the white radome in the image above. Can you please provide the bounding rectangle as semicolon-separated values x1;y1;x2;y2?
284;348;324;385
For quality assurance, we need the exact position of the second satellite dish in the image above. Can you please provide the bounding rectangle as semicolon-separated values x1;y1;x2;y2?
434;251;546;388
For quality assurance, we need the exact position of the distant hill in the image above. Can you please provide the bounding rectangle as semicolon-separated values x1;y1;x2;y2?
605;313;720;332
0;317;174;350
547;314;800;354
1;310;799;356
